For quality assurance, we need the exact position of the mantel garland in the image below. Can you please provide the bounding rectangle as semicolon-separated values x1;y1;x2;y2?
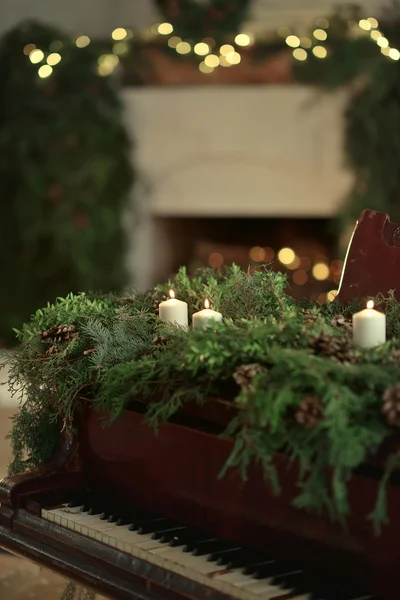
5;264;400;534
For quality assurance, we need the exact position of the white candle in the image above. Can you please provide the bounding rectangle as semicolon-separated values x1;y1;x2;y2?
159;290;188;328
192;299;223;331
352;300;386;348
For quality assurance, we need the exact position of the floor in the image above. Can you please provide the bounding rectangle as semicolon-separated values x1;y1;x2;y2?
0;362;106;600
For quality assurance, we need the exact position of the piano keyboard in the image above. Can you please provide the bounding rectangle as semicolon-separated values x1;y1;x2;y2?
41;495;384;600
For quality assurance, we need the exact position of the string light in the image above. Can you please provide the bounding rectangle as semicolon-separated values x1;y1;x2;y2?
157;23;173;35
313;46;328;59
359;19;372;31
168;36;181;48
29;49;44;64
220;44;234;56
208;252;224;268
113;42;129;56
226;51;241;65
327;289;339;302
75;35;90;48
293;270;308;285
370;30;382;41
219;56;231;67
98;54;119;76
263;247;275;262
199;61;214;74
234;33;252;47
23;43;36;55
389;48;400;61
300;37;312;49
249;246;265;262
194;42;209;56
313;29;328;41
175;41;191;54
367;17;379;28
278;248;295;265
204;54;219;67
38;64;53;78
47;53;61;66
293;48;307;61
381;47;390;56
286;35;300;48
377;37;389;48
312;263;330;281
112;28;127;40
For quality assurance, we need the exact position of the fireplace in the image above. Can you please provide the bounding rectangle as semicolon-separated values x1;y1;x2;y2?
150;216;343;303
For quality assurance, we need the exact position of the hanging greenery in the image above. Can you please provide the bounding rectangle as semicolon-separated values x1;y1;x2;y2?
0;21;134;346
292;9;400;227
5;264;400;533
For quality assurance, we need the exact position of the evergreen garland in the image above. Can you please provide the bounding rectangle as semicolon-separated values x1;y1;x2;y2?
0;21;134;346
5;265;400;533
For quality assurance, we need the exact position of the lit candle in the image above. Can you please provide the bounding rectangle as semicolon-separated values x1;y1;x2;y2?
352;300;386;348
159;290;188;328
192;299;223;331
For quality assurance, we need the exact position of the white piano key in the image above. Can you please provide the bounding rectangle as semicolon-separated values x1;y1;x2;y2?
39;507;325;600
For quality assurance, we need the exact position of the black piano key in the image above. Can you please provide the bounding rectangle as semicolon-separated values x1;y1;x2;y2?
192;539;238;557
211;548;267;569
138;518;179;535
180;531;218;551
130;516;165;532
152;526;188;541
254;561;300;580
208;546;243;563
244;560;276;576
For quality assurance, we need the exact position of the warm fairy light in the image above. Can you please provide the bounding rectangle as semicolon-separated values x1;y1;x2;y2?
112;28;128;40
389;48;400;61
367;17;379;29
219;56;231;67
313;29;328;41
263;247;275;262
169;290;175;299
168;36;181;48
47;52;61;66
23;43;36;55
208;252;224;268
381;47;391;56
313;46;328;59
327;290;339;302
226;51;241;65
317;293;327;305
176;41;191;54
312;263;330;281
194;42;209;56
205;54;219;67
249;246;266;262
235;33;252;47
359;19;372;31
29;49;44;64
220;44;234;56
158;23;173;35
293;270;308;286
293;48;307;61
286;35;300;48
199;61;214;74
76;35;90;48
278;248;295;265
113;42;129;55
287;256;301;270
370;30;382;41
38;65;53;78
367;300;374;309
204;299;210;309
377;37;389;48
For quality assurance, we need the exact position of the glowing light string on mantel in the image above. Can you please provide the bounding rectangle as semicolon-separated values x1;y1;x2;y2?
21;12;400;79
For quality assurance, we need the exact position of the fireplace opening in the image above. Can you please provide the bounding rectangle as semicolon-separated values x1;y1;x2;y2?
152;216;343;303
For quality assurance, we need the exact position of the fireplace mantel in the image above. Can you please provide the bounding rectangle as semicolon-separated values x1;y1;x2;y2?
123;86;352;218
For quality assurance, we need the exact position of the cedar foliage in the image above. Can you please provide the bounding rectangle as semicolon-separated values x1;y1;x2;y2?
4;265;400;533
0;21;134;346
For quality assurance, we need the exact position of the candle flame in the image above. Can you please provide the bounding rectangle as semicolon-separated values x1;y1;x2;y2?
367;300;374;309
204;299;210;309
169;289;175;299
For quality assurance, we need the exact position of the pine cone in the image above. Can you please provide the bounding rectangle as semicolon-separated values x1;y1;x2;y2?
295;396;324;429
45;345;58;358
309;331;355;364
301;309;322;325
382;384;400;427
41;324;77;343
233;363;267;390
153;295;167;316
331;314;352;333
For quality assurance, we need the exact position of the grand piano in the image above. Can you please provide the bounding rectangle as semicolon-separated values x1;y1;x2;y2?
1;209;400;600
